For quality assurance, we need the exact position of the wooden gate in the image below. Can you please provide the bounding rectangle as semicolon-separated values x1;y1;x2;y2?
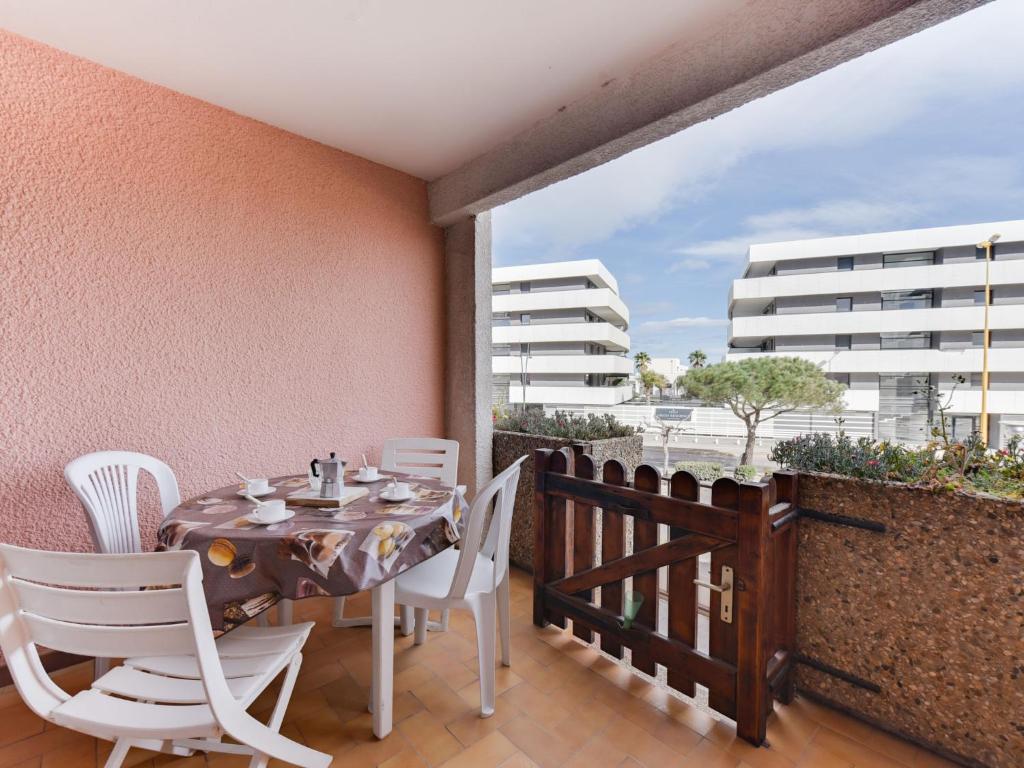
532;448;798;745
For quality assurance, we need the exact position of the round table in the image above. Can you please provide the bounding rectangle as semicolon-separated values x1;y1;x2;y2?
157;470;467;739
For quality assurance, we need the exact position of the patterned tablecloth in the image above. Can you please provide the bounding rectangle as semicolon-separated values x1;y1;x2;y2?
157;471;465;630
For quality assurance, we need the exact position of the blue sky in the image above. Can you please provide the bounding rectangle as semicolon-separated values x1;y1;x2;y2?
493;0;1024;363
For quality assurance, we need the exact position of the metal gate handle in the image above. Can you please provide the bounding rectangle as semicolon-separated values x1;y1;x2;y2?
693;565;734;623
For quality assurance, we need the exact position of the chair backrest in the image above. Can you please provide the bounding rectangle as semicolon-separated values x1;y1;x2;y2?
64;451;181;554
447;456;526;600
0;545;233;723
380;438;459;487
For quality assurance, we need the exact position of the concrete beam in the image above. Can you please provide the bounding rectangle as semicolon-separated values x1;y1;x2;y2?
429;0;988;225
444;212;493;496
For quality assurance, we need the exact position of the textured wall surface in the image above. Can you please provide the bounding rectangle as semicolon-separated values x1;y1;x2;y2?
795;474;1023;768
492;432;643;570
0;31;445;552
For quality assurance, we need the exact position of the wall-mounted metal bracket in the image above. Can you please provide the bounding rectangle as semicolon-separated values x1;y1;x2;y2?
694;565;733;623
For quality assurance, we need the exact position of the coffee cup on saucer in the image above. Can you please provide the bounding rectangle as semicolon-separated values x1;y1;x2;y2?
246;478;270;495
252;499;287;523
358;466;380;481
390;482;411;499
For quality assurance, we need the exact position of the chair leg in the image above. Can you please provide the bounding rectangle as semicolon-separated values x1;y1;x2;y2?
104;738;132;768
399;605;414;636
248;652;303;768
473;595;497;718
497;574;511;667
332;595;347;624
256;612;270;628
94;657;110;680
277;599;293;626
414;608;428;645
436;609;450;632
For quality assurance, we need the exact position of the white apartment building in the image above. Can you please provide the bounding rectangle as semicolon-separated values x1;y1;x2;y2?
647;357;688;397
727;220;1024;446
492;259;633;406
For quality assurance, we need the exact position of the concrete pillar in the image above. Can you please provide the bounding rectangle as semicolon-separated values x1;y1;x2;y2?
444;212;492;496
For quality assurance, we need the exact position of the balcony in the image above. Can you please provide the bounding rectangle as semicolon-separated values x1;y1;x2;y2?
731;258;1024;307
0;568;962;768
492;354;633;376
492;288;630;327
725;347;1024;377
730;304;1021;338
492;322;630;352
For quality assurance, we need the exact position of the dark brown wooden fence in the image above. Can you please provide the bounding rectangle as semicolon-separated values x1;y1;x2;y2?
532;447;799;745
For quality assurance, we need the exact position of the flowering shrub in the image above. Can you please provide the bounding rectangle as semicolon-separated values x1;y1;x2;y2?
494;410;637;441
770;432;1024;499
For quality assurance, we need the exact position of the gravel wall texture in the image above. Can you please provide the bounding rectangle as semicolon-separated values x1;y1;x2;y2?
795;473;1023;768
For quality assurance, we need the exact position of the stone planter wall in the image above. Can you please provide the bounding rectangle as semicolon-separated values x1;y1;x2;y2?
492;430;643;570
794;473;1023;768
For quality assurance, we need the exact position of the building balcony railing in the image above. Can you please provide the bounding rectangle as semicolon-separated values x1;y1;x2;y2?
492;322;630;351
723;346;1024;375
492;354;632;375
730;304;1021;338
492;288;629;327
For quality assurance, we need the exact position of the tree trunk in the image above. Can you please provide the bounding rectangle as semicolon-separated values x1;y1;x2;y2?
662;435;670;477
741;426;757;466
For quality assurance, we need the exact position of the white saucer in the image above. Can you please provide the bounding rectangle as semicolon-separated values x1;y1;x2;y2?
236;487;275;498
379;489;413;503
354;474;386;483
244;510;295;526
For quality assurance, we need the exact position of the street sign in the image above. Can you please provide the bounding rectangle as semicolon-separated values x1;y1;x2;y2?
655;407;693;422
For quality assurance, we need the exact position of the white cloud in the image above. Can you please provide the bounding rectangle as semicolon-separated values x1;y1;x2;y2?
493;1;1024;255
668;257;711;272
641;316;730;331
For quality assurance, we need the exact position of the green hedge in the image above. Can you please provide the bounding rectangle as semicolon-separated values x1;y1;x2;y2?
673;461;724;482
733;465;759;482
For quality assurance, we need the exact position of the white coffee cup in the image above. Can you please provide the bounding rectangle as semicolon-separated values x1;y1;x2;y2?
246;478;270;495
359;466;380;481
253;499;287;523
391;482;411;498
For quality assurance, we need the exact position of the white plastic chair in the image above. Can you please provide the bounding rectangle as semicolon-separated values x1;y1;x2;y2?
333;438;462;631
0;544;330;768
395;455;526;718
64;451;181;555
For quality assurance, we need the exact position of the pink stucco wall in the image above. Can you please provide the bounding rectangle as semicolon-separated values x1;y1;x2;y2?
0;31;446;552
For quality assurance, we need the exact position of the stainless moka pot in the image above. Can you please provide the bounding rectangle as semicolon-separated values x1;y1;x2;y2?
310;452;345;498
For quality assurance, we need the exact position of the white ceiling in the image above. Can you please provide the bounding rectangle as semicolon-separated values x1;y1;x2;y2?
0;0;738;180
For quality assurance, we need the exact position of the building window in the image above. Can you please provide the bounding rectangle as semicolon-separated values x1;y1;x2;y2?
974;288;993;305
519;313;530;325
520;282;531;293
760;338;775;352
827;373;851;386
762;302;776;315
493;313;511;327
837;256;854;271
972;331;985;347
881;290;934;310
883;251;934;268
835;297;853;312
835;335;852;350
493;284;510;295
880;332;931;349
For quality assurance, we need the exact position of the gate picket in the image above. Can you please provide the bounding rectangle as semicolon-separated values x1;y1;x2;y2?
572;454;596;643
630;465;660;676
667;470;700;696
545;449;572;629
708;477;740;717
599;459;627;658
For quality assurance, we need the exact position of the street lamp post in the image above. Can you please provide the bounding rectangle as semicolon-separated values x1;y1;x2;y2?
977;233;1001;445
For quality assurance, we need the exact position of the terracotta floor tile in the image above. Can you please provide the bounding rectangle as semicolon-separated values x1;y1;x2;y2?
398;710;464;766
498;753;540;768
679;738;743;768
497;683;571;728
446;701;520;748
562;735;628;768
438;731;518;768
411;680;475;725
0;704;45;748
380;748;430;768
499;715;577;768
808;728;905;768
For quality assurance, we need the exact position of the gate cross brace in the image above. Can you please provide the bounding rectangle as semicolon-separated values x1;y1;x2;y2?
550;534;729;596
